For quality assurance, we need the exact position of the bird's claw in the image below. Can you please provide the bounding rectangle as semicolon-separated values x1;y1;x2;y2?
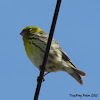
37;76;45;83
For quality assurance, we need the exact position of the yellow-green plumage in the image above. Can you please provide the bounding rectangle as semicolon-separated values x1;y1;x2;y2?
23;35;32;56
20;26;86;85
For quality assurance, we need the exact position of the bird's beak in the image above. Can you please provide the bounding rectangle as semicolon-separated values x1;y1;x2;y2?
20;32;22;36
20;31;26;36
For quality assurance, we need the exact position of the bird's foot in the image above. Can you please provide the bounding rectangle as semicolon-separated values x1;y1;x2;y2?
37;76;45;83
37;65;50;83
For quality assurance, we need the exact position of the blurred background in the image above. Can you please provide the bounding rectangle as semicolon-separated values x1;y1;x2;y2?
0;0;100;100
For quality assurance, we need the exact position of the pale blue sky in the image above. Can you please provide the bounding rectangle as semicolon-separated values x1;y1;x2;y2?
0;0;100;100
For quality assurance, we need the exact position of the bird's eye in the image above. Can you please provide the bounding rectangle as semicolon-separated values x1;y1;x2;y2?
26;28;31;31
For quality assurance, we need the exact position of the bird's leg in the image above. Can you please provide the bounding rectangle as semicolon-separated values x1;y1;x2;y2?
37;75;45;83
41;72;49;82
37;65;50;83
44;72;49;77
37;65;47;83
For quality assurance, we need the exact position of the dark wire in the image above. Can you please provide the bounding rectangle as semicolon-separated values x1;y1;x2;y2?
34;0;62;100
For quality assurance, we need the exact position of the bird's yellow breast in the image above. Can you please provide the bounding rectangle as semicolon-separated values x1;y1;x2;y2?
23;36;35;58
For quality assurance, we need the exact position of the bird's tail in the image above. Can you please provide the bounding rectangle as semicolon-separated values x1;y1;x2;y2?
63;61;86;85
69;68;86;85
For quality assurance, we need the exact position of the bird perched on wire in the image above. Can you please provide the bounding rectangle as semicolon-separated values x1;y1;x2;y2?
20;26;86;85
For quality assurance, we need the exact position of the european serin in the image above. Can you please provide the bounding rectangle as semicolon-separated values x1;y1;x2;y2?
20;26;86;85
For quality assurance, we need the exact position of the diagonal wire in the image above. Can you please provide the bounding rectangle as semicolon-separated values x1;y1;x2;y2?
34;0;62;100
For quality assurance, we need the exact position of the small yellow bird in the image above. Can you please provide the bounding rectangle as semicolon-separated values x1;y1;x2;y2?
20;26;86;85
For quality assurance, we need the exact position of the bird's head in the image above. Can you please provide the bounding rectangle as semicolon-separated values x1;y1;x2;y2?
20;26;42;36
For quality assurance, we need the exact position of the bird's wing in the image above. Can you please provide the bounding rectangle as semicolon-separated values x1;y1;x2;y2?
60;49;70;61
60;49;77;69
60;48;86;77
